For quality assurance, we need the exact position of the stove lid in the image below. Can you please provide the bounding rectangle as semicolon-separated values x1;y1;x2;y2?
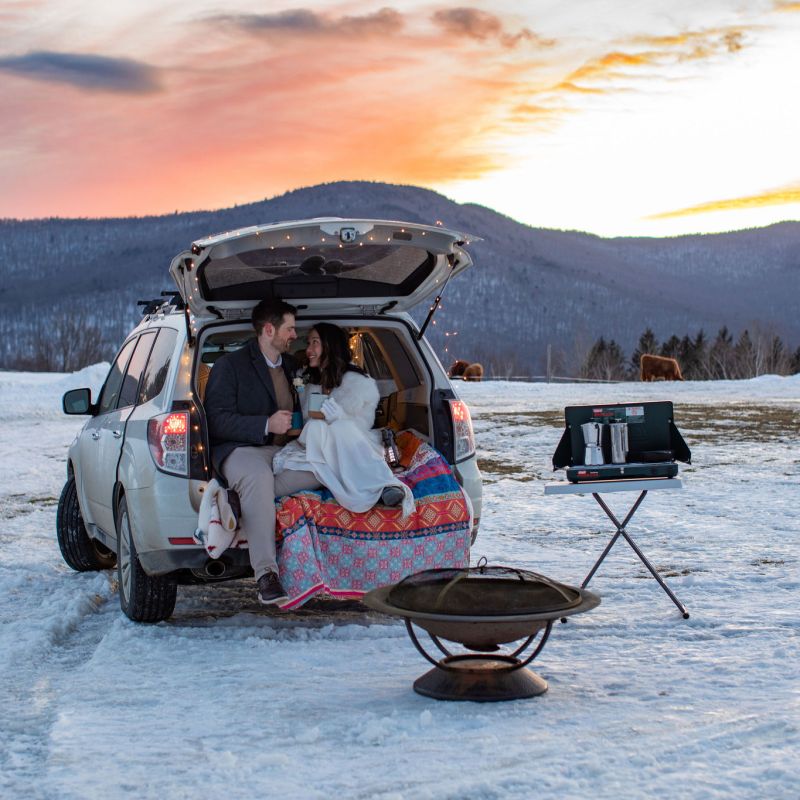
386;565;583;617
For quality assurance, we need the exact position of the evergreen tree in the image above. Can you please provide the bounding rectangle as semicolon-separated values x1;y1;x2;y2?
733;329;755;378
709;326;734;379
678;335;695;378
660;335;681;359
791;346;800;374
690;329;708;379
630;327;659;376
583;337;627;381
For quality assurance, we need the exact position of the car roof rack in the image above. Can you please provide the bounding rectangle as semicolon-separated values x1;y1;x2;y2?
160;290;185;310
136;291;185;317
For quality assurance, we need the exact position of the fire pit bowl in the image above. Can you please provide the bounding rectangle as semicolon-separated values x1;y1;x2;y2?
364;564;600;701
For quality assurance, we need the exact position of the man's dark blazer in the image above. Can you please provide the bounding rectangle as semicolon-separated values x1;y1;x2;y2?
204;337;297;473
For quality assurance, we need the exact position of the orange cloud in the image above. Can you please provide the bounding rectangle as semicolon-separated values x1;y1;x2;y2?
648;184;800;219
552;80;607;95
529;24;752;118
630;27;750;58
569;51;651;82
774;2;800;11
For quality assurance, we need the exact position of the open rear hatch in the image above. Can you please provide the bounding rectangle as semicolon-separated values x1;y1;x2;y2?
169;218;478;319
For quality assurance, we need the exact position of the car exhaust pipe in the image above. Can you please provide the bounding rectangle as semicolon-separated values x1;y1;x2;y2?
203;559;226;578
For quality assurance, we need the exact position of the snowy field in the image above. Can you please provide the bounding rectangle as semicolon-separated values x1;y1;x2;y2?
1;367;799;799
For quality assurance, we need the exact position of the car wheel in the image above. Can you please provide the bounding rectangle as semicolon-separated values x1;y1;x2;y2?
56;475;117;571
116;496;177;623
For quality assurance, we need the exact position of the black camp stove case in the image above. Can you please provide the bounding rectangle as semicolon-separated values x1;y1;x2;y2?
552;401;691;483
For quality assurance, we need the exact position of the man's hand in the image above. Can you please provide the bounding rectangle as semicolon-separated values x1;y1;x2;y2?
320;397;344;422
268;410;293;435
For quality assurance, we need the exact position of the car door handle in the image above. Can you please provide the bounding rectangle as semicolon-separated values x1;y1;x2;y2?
112;430;122;439
90;431;101;441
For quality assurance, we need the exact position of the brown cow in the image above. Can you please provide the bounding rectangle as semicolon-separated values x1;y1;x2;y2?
640;354;684;381
448;359;484;382
448;359;470;378
462;363;484;382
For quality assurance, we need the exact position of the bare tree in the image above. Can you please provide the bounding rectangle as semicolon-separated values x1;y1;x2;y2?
29;309;110;372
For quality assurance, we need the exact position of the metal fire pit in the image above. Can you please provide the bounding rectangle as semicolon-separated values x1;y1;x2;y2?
364;564;600;702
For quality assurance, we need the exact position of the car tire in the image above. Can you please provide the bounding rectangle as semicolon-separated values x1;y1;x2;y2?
56;475;117;571
116;496;177;623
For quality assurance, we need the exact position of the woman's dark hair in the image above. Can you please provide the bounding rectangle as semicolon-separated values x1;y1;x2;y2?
306;323;362;392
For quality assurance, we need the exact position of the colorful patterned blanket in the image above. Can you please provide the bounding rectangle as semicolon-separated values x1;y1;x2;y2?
274;432;472;609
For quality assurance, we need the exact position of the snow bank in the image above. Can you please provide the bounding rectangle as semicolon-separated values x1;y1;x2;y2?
0;363;109;419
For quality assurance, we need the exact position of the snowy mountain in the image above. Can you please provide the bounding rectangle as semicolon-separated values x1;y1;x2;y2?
1;181;798;372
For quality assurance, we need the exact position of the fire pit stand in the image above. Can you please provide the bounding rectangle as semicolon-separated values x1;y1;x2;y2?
404;617;553;701
365;564;600;702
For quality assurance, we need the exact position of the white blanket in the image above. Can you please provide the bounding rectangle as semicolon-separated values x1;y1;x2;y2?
193;478;242;558
273;371;414;518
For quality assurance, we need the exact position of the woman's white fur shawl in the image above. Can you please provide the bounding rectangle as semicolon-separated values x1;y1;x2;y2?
276;370;414;517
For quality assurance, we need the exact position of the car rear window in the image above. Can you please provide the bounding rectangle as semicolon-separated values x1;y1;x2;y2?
199;245;435;301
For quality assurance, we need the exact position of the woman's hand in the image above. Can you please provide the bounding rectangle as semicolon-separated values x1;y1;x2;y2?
320;396;345;422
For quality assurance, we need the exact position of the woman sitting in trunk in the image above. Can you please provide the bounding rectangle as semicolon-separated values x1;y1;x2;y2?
273;322;413;517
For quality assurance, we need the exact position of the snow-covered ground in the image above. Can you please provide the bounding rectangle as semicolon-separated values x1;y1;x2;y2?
1;368;798;799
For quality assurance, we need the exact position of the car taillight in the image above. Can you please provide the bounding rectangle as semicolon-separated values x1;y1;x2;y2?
448;399;476;462
148;411;189;476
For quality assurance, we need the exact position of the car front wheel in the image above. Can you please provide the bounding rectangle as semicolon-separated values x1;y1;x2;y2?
56;475;117;572
116;496;177;623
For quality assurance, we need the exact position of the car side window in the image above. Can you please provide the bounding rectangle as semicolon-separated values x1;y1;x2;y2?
97;338;137;415
117;332;157;409
360;334;393;380
138;328;178;404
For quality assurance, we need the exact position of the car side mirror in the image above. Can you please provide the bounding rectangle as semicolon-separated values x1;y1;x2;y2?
63;388;94;415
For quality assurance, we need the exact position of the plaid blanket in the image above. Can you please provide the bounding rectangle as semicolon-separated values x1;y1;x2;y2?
275;432;472;609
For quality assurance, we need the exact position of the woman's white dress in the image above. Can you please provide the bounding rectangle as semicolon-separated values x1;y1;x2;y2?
272;371;414;518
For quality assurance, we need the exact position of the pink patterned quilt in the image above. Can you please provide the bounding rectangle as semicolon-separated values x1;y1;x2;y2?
274;433;472;609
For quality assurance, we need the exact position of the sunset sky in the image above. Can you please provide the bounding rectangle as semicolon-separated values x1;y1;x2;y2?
2;0;799;236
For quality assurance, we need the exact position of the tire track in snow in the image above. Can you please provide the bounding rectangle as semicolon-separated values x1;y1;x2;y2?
0;569;118;794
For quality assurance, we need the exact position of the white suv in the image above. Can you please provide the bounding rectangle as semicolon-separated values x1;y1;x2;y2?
58;218;483;622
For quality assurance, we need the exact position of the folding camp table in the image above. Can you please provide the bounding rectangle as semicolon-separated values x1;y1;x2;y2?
544;477;689;618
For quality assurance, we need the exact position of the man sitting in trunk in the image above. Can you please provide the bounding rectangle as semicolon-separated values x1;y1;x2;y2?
204;299;321;606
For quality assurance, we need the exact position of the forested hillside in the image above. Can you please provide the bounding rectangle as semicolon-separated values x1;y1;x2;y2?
2;181;798;375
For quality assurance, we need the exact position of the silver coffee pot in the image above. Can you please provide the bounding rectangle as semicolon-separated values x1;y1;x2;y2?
581;422;604;466
609;422;629;464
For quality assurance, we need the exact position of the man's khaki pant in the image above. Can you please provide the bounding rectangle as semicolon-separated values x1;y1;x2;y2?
221;445;321;580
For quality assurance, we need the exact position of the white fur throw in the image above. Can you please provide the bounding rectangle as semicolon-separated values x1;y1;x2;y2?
193;479;241;558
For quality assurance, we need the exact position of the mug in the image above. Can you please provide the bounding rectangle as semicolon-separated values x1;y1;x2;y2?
307;391;325;419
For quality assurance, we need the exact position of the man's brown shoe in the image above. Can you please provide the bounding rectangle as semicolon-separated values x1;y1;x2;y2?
257;571;288;606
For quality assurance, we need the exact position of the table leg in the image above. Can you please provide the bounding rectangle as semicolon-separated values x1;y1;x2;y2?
582;491;647;588
586;491;690;619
